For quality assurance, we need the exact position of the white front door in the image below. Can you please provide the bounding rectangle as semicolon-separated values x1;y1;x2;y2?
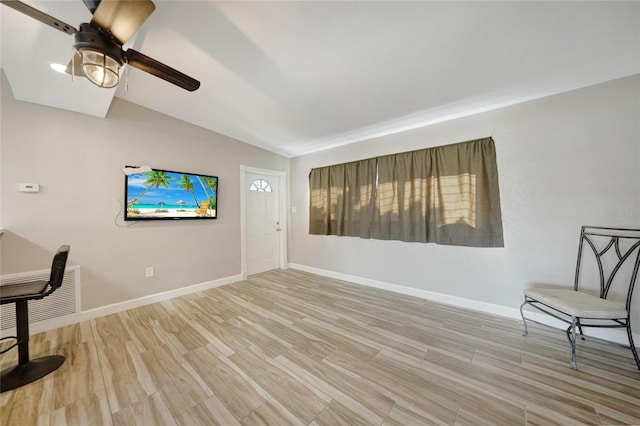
246;173;281;275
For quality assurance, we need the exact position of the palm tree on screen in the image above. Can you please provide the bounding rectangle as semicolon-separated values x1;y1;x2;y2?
127;171;173;208
204;177;218;210
179;175;200;207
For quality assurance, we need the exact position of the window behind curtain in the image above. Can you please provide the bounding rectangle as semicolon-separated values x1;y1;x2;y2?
309;158;377;237
372;137;503;246
309;137;504;247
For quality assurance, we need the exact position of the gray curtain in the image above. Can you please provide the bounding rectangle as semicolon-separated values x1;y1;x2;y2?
309;158;377;237
309;137;504;247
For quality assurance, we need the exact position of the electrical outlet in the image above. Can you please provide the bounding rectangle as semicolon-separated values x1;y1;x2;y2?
145;267;154;278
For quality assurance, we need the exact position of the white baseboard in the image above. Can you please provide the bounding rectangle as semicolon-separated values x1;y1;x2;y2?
4;264;637;350
288;263;640;348
0;273;243;338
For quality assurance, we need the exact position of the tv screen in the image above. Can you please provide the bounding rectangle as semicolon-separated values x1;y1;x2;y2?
125;166;218;221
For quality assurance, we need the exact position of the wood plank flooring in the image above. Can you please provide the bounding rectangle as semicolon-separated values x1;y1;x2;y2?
1;269;639;425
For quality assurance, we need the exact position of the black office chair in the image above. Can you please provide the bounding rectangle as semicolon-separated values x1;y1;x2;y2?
0;245;70;392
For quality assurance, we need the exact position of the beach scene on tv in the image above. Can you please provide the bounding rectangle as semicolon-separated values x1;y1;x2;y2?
126;170;217;219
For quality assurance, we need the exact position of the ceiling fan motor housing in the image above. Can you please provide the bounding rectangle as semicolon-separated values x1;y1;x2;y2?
74;23;124;65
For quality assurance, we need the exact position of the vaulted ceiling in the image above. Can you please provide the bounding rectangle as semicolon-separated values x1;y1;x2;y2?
1;1;639;157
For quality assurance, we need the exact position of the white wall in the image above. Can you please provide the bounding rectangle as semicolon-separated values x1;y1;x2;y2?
0;71;288;311
289;75;640;339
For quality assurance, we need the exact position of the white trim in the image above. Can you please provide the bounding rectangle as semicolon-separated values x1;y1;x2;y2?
75;265;82;315
240;166;288;279
0;273;242;338
288;263;639;348
240;167;248;279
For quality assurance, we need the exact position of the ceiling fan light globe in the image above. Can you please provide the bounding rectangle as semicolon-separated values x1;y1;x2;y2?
81;50;120;88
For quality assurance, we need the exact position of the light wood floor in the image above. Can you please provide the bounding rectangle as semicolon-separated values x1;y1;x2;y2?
1;269;639;425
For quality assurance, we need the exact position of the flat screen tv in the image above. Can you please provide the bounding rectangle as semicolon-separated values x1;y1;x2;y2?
124;166;218;221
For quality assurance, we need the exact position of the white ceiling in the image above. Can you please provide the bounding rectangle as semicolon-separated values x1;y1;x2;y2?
1;1;639;158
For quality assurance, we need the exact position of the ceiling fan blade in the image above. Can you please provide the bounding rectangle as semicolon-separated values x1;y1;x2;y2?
125;49;200;92
64;52;85;77
90;0;155;45
0;0;77;35
82;0;102;14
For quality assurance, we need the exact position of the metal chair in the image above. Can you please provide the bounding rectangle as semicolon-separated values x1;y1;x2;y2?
0;245;70;392
520;226;640;370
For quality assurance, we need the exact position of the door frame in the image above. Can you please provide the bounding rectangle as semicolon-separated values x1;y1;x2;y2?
240;165;288;279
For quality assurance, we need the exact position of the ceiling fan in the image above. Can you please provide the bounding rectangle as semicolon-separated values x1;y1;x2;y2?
0;0;200;91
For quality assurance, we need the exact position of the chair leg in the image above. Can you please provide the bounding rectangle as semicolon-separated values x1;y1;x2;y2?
0;300;65;393
569;316;577;370
519;298;529;336
15;300;30;365
576;318;586;341
626;322;640;370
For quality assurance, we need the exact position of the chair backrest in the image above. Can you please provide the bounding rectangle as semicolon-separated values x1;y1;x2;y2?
48;245;70;290
574;226;640;311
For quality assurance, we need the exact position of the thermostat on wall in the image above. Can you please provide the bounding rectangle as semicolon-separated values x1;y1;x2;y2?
19;183;40;193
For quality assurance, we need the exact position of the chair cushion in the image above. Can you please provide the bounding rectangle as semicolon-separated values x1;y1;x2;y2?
0;280;49;300
524;288;627;319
